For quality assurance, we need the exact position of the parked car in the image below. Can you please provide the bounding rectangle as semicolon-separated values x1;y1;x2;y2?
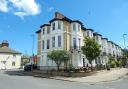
24;63;37;71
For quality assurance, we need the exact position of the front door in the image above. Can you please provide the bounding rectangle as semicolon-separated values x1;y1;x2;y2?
83;58;85;67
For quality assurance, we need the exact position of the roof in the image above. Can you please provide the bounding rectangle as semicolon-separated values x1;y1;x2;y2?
86;28;94;32
49;18;63;23
40;24;50;28
102;38;108;40
49;17;72;23
81;26;87;31
108;41;113;44
93;32;102;36
63;17;72;23
36;29;41;34
72;20;83;26
0;47;22;54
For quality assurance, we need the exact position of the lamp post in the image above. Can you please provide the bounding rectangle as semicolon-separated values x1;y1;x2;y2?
32;34;34;56
31;34;34;71
123;34;127;49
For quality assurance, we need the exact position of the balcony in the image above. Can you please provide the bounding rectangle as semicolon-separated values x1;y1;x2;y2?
101;52;109;56
70;46;81;53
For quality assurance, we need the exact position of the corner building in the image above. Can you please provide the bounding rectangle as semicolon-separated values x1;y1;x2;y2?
36;12;123;70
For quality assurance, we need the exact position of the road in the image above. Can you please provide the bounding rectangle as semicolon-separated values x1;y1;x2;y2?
0;70;128;89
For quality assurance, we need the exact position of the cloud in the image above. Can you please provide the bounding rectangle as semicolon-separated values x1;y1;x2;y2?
47;7;54;12
9;0;40;17
0;0;9;12
0;0;41;17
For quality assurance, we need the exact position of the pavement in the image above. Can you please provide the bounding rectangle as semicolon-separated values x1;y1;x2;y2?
0;70;119;89
1;69;128;89
1;68;128;89
4;68;128;83
50;68;128;83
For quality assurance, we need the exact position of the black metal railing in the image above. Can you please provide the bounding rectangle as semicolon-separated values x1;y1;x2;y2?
70;46;82;52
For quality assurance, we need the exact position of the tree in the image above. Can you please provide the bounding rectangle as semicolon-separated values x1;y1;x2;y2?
47;50;70;71
81;37;101;71
21;54;30;67
122;49;128;67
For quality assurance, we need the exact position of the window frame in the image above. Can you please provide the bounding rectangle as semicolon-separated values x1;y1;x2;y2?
58;21;61;29
43;28;45;35
42;40;45;49
12;61;15;66
73;38;76;49
52;22;55;30
47;39;50;49
78;24;81;32
73;23;76;31
52;36;55;47
78;38;81;49
58;35;61;47
47;27;50;34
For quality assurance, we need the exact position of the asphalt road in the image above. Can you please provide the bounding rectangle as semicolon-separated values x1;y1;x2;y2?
0;70;128;89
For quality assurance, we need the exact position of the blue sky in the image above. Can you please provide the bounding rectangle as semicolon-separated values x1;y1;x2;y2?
0;0;128;55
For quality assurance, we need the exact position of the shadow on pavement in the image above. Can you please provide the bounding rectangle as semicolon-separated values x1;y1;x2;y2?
3;69;33;76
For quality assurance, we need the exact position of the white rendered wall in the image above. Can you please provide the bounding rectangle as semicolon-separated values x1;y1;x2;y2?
0;54;21;69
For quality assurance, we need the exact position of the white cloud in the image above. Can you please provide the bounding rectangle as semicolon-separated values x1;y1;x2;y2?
0;0;9;12
0;0;40;17
9;0;40;17
48;7;54;12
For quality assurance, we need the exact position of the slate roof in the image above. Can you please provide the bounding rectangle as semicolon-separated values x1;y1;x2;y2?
0;47;21;54
36;29;41;33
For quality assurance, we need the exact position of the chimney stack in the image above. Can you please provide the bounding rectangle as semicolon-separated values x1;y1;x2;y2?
1;40;9;47
55;12;65;19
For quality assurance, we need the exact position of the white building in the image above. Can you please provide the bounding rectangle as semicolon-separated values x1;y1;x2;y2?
36;12;123;70
0;40;21;69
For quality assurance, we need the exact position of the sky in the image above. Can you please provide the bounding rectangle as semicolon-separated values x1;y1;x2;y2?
0;0;128;55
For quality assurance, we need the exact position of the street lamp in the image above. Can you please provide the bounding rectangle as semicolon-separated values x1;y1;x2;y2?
123;34;127;49
31;34;34;71
31;34;34;56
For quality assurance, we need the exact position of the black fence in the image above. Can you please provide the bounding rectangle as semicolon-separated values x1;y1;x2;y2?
37;66;101;72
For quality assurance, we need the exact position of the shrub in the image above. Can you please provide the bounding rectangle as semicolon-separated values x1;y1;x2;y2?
115;61;119;67
96;64;104;70
115;60;122;67
110;61;116;68
118;60;122;67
